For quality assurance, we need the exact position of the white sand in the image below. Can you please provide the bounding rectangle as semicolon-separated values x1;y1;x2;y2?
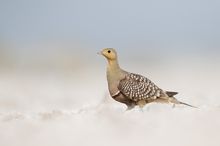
0;61;220;146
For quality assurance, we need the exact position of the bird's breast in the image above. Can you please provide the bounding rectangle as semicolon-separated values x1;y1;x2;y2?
106;71;122;95
107;79;120;96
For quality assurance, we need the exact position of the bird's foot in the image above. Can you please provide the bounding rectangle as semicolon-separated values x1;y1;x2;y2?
126;106;134;111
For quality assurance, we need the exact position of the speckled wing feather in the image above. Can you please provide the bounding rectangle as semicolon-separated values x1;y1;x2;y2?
118;73;164;101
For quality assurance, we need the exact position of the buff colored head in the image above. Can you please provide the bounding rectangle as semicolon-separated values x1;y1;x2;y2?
99;48;117;60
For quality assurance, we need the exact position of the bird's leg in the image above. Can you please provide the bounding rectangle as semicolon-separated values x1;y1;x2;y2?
126;103;135;111
137;100;146;112
126;106;134;111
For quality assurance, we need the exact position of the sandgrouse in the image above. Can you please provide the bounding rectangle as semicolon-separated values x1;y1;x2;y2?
99;48;196;110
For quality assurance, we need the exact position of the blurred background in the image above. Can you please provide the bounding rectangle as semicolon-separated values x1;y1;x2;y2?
0;1;220;146
1;0;220;111
0;0;220;110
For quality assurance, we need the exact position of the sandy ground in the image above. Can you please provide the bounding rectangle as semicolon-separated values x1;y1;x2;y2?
0;60;220;146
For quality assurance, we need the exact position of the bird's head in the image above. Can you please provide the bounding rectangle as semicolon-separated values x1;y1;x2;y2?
99;48;117;60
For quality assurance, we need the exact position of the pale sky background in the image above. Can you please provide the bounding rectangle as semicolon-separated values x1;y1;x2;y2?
0;0;220;55
1;2;220;146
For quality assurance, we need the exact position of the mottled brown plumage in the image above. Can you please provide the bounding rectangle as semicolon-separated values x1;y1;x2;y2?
99;48;196;110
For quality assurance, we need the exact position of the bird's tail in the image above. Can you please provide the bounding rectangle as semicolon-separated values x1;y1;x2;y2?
178;101;198;108
169;97;198;108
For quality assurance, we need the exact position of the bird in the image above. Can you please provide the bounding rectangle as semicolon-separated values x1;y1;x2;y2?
99;48;196;110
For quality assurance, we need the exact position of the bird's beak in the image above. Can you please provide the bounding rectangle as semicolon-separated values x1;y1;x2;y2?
97;51;102;55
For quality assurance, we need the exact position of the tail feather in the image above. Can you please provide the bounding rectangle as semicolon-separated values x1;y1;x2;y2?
169;97;198;108
179;101;198;108
166;91;178;97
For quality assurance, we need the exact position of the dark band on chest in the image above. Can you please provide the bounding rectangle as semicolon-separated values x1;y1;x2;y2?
111;91;121;99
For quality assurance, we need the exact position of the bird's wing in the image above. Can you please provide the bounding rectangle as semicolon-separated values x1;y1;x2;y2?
118;73;164;101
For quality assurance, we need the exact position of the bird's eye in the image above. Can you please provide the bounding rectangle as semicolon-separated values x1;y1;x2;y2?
107;50;111;53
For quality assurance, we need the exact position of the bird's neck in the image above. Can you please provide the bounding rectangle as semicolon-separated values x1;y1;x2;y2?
106;59;119;93
106;59;124;96
107;59;120;72
106;59;124;83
